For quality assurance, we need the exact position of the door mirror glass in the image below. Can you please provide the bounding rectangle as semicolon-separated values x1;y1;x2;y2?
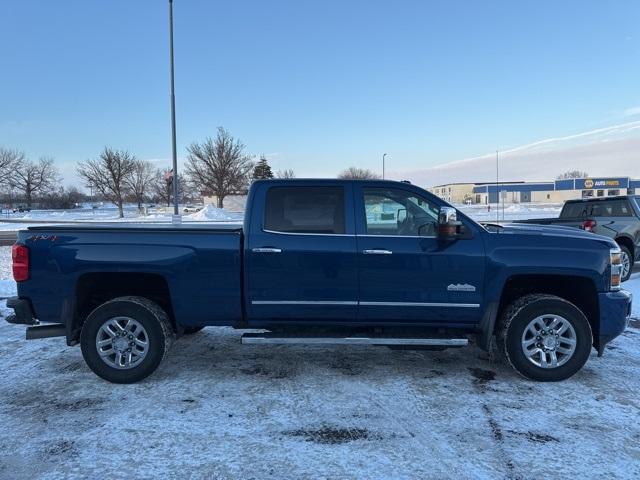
438;206;461;240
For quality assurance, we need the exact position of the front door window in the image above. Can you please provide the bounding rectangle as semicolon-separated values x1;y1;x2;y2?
363;188;439;236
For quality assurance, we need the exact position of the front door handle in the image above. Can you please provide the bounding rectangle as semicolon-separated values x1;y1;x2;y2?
252;247;282;253
363;249;393;255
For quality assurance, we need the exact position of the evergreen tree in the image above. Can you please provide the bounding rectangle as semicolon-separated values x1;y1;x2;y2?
252;155;274;179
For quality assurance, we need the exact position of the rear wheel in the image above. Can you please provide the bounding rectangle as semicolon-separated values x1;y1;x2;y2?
499;294;592;382
618;245;633;282
80;296;174;383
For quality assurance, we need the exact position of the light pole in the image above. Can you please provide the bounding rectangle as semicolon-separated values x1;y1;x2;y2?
382;153;387;179
169;0;179;219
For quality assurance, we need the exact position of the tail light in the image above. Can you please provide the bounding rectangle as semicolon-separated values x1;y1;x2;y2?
610;247;622;291
12;244;29;282
582;219;597;232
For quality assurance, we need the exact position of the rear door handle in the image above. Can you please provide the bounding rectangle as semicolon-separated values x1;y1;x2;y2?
363;249;393;255
252;247;282;253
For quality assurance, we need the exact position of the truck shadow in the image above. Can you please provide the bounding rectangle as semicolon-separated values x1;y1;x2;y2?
157;327;514;382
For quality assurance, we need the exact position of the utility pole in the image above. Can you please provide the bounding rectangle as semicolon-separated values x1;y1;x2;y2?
169;0;180;220
382;153;387;179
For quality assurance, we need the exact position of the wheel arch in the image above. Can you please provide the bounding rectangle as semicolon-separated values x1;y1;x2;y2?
614;235;635;260
70;272;176;344
477;274;600;352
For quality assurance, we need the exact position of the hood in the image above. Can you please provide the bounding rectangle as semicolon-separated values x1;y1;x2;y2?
495;222;617;246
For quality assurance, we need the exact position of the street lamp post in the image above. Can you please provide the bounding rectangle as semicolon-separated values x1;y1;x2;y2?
382;153;387;179
169;0;179;220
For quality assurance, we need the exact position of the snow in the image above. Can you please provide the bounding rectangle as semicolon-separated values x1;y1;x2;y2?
458;202;562;223
185;204;243;221
0;247;16;299
0;204;244;232
0;245;639;478
627;271;640;318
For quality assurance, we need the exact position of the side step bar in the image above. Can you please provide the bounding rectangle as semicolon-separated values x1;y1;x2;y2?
241;334;468;347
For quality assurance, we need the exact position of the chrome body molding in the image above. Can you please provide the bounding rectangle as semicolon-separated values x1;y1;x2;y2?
251;300;359;305
251;300;479;308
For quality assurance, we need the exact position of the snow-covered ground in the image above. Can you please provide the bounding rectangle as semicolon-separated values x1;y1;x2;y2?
457;202;563;223
0;204;243;232
0;249;639;478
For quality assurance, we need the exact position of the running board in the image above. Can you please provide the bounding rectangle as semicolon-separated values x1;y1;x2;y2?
241;334;468;347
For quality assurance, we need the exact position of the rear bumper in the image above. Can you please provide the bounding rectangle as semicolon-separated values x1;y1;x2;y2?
596;290;632;355
5;297;37;325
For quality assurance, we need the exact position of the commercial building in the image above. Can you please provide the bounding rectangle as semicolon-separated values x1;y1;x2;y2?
430;176;640;204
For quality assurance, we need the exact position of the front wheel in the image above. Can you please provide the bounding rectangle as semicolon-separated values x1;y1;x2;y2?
499;294;592;382
619;245;633;282
80;296;174;383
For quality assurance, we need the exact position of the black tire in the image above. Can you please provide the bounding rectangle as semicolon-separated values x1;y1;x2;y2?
498;294;592;382
618;244;633;283
182;326;205;335
80;296;174;383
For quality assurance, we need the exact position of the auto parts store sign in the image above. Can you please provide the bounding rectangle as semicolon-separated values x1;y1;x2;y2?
577;177;628;189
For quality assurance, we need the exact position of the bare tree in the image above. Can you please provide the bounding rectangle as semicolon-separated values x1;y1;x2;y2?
275;169;296;179
557;170;589;180
186;127;254;208
125;160;155;211
10;156;59;208
338;167;381;180
0;148;24;187
77;147;136;218
151;169;188;207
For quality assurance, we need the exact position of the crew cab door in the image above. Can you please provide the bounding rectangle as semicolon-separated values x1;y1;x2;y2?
355;184;485;325
246;182;358;322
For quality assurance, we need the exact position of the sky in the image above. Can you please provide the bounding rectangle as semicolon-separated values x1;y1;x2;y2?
1;0;639;188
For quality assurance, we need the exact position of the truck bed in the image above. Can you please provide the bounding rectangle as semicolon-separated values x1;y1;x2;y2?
18;223;245;328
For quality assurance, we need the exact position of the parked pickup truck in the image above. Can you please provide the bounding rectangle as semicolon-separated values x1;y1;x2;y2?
514;196;640;282
6;180;632;383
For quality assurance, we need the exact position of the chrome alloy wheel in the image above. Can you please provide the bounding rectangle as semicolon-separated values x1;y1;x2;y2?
96;317;149;369
521;314;577;369
621;250;631;280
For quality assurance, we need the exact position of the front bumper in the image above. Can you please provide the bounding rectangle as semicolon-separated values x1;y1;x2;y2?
5;297;37;326
596;290;633;355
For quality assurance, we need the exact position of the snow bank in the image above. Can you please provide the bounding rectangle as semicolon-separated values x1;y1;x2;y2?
186;204;237;221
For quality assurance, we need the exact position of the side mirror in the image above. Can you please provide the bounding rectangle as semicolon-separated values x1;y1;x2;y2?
438;206;462;240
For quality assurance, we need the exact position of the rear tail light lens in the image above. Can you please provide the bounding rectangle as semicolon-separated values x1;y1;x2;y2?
610;247;622;291
582;219;597;232
12;244;29;282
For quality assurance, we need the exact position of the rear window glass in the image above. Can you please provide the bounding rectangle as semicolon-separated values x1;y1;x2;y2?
589;200;632;217
561;203;589;218
265;186;345;234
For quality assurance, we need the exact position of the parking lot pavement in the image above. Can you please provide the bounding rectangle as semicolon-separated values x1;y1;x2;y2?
0;310;639;479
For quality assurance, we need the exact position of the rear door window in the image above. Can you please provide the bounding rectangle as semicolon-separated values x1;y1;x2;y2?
264;186;345;234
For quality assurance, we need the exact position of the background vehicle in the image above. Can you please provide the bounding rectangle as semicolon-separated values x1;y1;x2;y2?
515;196;640;281
6;180;632;383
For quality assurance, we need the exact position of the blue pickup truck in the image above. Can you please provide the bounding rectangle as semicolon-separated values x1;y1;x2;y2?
6;179;632;383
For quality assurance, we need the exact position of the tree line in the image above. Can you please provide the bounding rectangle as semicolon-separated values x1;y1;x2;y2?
0;128;297;216
1;126;385;216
